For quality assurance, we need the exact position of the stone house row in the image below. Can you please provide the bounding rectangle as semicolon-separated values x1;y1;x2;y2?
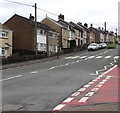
0;14;118;57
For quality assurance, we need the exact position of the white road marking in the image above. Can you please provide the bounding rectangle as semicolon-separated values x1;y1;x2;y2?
77;60;80;63
66;63;69;66
92;79;97;82
91;88;99;92
71;92;81;96
30;71;38;74
88;82;94;85
80;56;87;59
50;67;55;70
64;56;73;59
78;88;86;92
52;104;65;111
102;79;108;82
83;84;90;88
71;56;80;59
88;56;95;59
85;92;95;97
79;97;89;102
101;65;117;76
0;75;23;81
63;97;74;103
99;81;105;85
105;56;111;59
96;56;102;59
95;84;103;88
114;56;120;59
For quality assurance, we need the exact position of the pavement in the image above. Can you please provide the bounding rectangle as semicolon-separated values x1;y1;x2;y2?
2;50;87;70
2;48;120;112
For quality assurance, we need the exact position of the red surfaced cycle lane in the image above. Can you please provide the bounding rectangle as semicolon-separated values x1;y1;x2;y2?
52;65;119;111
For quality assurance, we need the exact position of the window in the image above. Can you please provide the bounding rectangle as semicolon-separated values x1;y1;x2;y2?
0;30;8;38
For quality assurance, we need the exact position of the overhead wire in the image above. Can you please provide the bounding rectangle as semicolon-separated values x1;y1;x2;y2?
3;0;118;28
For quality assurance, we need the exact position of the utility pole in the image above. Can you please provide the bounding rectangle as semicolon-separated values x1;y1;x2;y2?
104;22;107;42
34;3;37;59
116;28;118;42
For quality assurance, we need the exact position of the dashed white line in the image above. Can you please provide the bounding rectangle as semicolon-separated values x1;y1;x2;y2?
88;56;95;59
50;67;55;70
96;56;102;59
79;97;89;102
71;92;81;97
52;104;66;111
114;56;120;59
78;88;86;92
83;84;91;88
0;75;23;81
80;56;87;59
30;71;38;74
63;97;74;103
85;92;95;97
105;56;111;59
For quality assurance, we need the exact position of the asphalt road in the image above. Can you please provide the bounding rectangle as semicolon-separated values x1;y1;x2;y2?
2;47;119;111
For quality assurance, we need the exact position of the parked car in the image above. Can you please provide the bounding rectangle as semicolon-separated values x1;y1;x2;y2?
88;43;99;51
118;42;120;45
101;43;107;49
98;43;103;49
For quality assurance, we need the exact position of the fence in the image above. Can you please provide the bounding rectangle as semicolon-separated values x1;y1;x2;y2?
2;46;87;65
2;54;47;65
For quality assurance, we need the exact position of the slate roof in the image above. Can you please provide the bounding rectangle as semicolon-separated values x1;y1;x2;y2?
4;14;57;32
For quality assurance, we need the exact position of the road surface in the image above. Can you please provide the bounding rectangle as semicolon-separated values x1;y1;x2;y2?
2;47;119;111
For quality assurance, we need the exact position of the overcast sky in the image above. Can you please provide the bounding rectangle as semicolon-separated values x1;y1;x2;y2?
0;0;119;34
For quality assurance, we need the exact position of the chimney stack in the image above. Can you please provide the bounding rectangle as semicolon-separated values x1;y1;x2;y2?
84;23;88;28
90;23;93;27
29;14;34;21
58;14;64;21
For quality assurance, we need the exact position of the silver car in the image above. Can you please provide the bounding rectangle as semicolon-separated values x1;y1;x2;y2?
88;43;99;51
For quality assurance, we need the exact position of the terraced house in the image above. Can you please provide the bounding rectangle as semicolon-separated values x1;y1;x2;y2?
4;14;58;56
41;14;69;50
0;23;12;57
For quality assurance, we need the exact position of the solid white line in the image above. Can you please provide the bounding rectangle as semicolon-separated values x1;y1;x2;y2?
52;104;65;111
101;65;117;76
63;97;74;103
1;75;23;81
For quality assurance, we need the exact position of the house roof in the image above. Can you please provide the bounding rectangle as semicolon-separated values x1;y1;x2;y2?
0;23;12;31
41;17;68;29
4;14;57;32
70;22;83;31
